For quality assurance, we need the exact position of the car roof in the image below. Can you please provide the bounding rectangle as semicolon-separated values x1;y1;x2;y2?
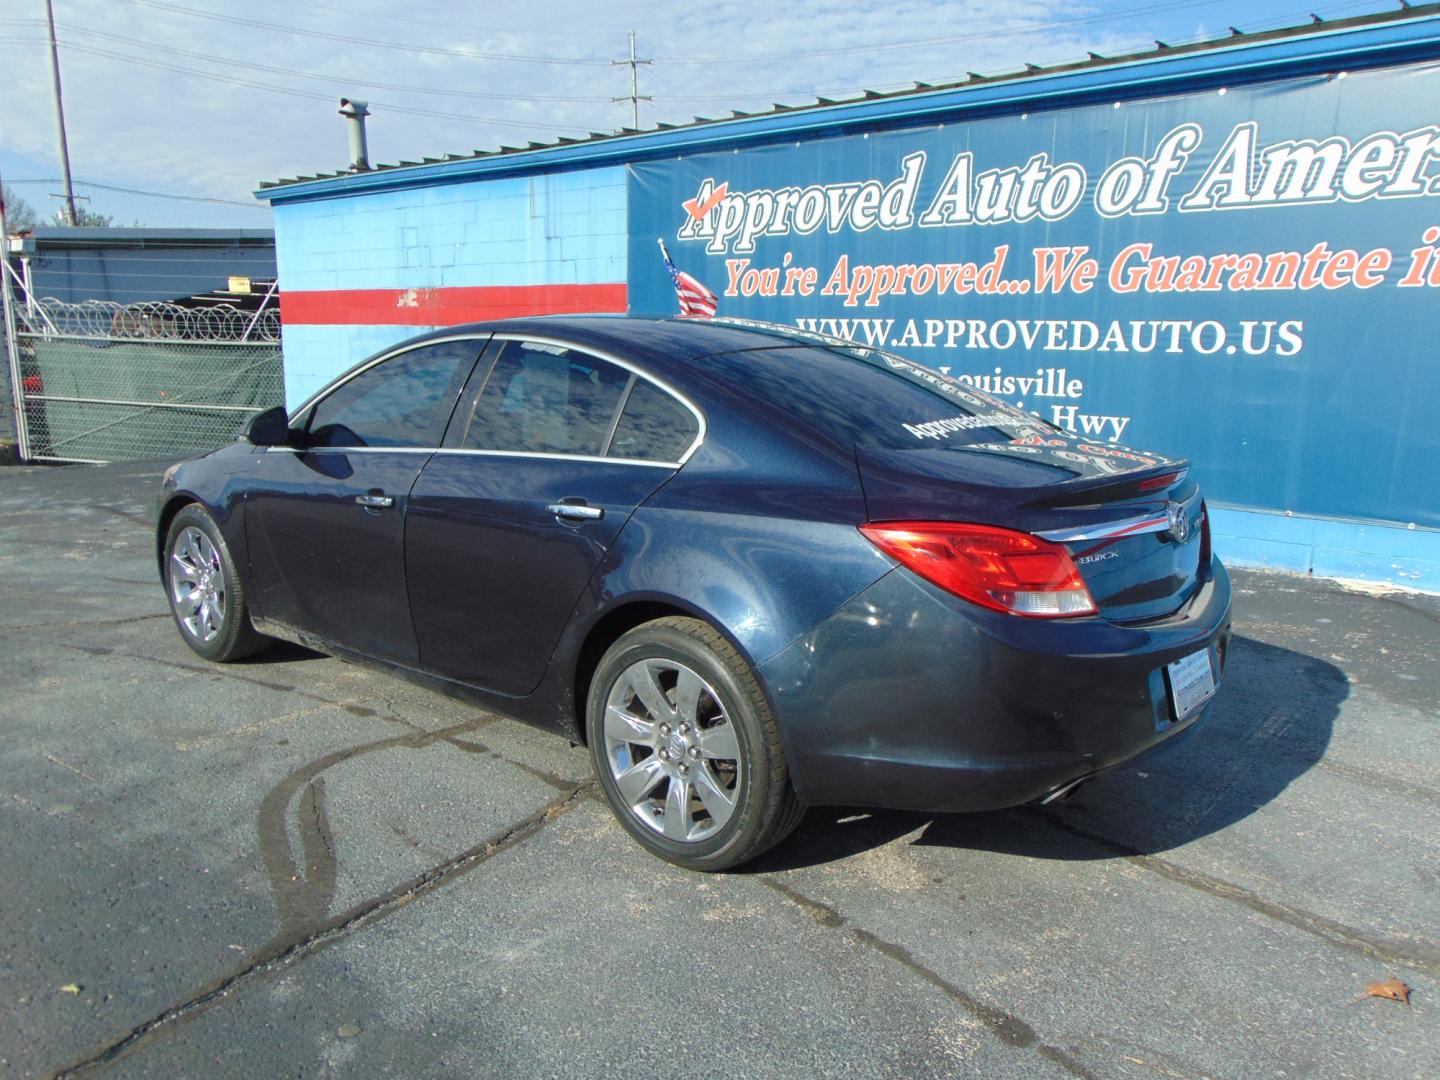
397;314;848;363
388;315;925;460
322;313;1061;463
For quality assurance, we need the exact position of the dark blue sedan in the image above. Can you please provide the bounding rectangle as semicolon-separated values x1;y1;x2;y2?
157;317;1231;870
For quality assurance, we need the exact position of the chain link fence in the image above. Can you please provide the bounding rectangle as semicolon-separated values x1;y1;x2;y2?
7;298;284;464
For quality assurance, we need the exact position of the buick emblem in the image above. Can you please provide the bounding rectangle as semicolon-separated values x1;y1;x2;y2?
1165;502;1191;544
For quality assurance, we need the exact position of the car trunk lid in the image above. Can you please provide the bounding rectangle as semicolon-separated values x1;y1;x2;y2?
857;437;1206;622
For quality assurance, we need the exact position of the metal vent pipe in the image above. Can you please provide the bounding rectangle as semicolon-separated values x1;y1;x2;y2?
338;98;371;171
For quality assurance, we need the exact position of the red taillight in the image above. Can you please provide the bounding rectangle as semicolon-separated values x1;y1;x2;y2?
859;521;1098;618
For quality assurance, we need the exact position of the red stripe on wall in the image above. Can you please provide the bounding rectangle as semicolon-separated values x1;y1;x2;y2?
280;283;628;326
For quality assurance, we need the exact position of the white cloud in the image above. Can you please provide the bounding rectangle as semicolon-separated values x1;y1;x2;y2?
0;0;1377;207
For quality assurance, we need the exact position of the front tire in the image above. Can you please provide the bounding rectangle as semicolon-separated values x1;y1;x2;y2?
586;617;804;871
164;504;268;662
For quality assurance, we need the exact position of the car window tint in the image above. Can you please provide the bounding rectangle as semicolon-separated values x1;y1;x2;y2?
695;344;1057;452
465;340;630;456
609;380;697;463
309;341;478;448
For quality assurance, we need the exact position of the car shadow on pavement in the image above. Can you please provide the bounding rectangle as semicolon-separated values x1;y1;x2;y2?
751;635;1348;871
232;640;327;665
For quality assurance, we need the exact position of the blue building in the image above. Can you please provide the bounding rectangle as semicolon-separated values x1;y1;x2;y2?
12;227;276;305
257;8;1440;590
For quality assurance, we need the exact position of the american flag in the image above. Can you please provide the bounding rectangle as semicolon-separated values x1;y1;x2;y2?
658;239;718;317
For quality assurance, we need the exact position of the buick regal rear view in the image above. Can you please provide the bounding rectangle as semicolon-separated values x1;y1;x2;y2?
157;317;1230;870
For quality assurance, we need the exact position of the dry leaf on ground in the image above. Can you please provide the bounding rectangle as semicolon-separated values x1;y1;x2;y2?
1365;977;1413;1007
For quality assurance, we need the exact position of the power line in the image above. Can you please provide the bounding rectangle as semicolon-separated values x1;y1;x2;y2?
120;0;614;66
646;0;1390;101
648;0;1237;64
0;19;804;108
7;177;265;209
247;0;630;42
0;0;1398;175
2;0;1393;114
0;19;618;102
102;0;1236;72
0;37;592;132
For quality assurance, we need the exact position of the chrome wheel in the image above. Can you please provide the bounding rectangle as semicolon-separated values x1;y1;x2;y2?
168;526;226;643
603;658;743;843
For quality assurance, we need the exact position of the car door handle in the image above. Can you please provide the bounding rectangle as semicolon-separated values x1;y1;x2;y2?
547;502;603;522
355;492;395;509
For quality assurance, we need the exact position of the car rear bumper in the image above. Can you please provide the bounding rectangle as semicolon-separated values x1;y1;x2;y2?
758;557;1232;813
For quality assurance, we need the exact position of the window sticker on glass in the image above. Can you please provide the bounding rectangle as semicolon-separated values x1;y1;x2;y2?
902;412;1033;442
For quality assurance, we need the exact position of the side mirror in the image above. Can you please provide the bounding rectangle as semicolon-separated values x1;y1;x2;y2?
243;405;292;447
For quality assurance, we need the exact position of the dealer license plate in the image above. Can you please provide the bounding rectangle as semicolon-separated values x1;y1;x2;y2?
1166;648;1217;721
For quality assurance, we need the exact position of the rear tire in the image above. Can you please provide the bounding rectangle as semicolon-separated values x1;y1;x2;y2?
586;617;804;871
163;504;268;662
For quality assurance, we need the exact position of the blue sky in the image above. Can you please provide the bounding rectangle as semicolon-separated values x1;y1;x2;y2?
0;0;1410;229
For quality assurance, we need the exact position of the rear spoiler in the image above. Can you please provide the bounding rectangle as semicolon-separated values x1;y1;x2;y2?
1025;463;1192;509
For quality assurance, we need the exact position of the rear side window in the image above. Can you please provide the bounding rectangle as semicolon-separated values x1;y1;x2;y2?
465;340;630;456
609;380;699;463
308;340;479;449
698;344;1056;451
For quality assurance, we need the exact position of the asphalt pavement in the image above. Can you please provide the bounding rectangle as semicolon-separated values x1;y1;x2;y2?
0;460;1436;1079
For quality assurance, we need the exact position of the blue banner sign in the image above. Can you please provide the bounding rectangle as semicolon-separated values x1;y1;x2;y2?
628;63;1440;529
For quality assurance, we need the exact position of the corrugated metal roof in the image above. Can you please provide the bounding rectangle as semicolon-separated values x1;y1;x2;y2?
26;227;275;248
257;6;1440;201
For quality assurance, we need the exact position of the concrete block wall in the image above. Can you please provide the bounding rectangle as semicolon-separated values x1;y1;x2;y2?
274;166;628;405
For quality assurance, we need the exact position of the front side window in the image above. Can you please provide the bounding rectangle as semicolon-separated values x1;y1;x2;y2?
307;340;480;449
465;340;631;456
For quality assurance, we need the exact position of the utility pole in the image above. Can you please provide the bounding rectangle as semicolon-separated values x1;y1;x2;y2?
611;30;652;130
44;0;79;226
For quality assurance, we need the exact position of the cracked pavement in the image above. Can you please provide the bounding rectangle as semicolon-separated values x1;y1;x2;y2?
1;460;1436;1078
